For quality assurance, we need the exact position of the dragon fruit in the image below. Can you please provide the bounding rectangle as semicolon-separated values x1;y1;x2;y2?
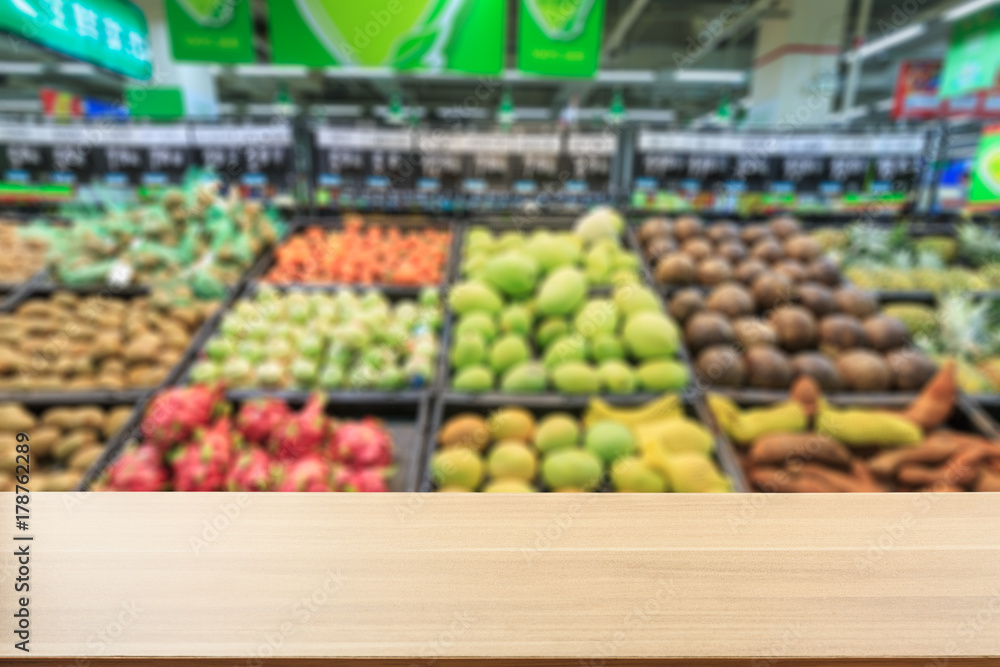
275;455;332;492
226;447;279;492
329;418;394;467
334;466;391;492
171;417;236;492
235;398;292;446
269;394;330;461
103;444;167;492
142;384;224;452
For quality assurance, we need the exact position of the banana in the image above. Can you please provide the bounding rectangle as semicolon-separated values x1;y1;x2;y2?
584;394;682;427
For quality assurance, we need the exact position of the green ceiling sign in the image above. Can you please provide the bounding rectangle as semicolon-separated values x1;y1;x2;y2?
969;125;1000;208
0;0;151;80
940;6;1000;98
267;0;505;74
517;0;605;77
166;0;255;63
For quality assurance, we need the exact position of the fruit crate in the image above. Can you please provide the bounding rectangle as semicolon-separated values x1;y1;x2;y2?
175;281;447;403
82;393;431;493
421;395;749;493
0;398;139;492
716;393;1000;493
254;217;460;295
0;284;230;405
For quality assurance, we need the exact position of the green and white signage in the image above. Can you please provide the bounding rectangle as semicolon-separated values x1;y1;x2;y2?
0;0;151;80
517;0;604;77
267;0;505;74
165;0;255;63
940;6;1000;98
969;125;1000;208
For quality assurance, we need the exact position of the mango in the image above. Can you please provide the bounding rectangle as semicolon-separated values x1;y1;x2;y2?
636;418;714;455
449;281;503;316
498;231;526;251
450;333;487;370
536;267;587;317
501;305;533;336
574;299;617;338
543;334;588;370
598;360;637;394
488;408;535;442
483;479;536;492
611;457;668;493
464;253;489;280
536;317;569;349
623;312;680;360
614;285;661;316
816;404;922;448
431;448;484;490
455;312;497;343
489;335;531;374
452;366;494;393
534;413;580;453
551;362;601;394
465;227;494;253
541;449;603;491
487;442;537;481
575;207;623;242
584;420;636;464
636;360;689;392
592;334;624;362
484;251;539;299
585;245;614;286
525;232;580;272
438;414;491;451
500;362;548;394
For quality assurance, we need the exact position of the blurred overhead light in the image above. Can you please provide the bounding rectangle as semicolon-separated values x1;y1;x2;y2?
56;63;95;75
673;69;746;84
850;24;926;60
596;69;656;83
944;0;1000;21
0;62;43;74
236;65;308;77
325;67;393;79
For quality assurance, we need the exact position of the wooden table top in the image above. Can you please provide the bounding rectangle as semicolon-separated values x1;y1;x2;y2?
3;493;1000;666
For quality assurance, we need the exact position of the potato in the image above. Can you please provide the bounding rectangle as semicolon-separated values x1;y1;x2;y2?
69;445;104;472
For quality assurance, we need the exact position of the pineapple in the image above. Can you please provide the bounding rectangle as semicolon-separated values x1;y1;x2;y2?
957;223;1000;268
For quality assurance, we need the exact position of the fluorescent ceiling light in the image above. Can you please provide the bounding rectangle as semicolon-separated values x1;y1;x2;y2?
514;108;552;120
596;69;656;83
312;104;363;117
944;0;1000;21
56;63;95;75
673;69;746;84
875;97;894;111
236;65;308;77
437;107;490;119
325;67;393;79
0;62;43;74
626;109;676;122
852;24;926;60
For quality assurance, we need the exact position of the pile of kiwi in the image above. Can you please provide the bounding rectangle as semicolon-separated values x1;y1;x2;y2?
638;216;936;393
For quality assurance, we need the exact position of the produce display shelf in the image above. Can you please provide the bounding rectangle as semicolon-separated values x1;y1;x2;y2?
422;394;748;493
80;392;431;493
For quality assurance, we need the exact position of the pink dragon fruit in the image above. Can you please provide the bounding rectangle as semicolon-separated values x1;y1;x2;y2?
329;418;394;468
226;447;279;492
235;398;292;446
103;444;167;492
275;455;332;492
142;384;225;452
334;466;391;492
269;394;330;461
171;417;236;492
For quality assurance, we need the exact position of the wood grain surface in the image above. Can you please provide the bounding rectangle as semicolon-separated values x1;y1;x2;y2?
2;493;1000;664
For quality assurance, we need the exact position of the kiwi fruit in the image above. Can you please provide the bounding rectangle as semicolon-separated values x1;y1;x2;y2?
696;346;747;388
744;346;793;389
673;216;703;241
770;306;819;352
732;317;777;350
774;260;807;283
819;314;867;351
706;221;739;244
696;258;733;286
805;257;841;286
684;312;736;354
836;349;892;392
734;259;768;285
885;349;937;391
646;237;676;263
705;284;755;319
740;224;769;245
682;238;713;261
769;216;801;239
863;315;909;352
796;283;837;318
783;235;823;262
751;272;793;312
751;238;784;263
834;287;878;319
638;217;672;244
791;352;843;392
717;241;748;263
668;288;705;323
655;253;696;285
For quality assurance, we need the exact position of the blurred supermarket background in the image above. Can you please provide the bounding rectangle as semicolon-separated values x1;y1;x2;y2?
1;0;1000;495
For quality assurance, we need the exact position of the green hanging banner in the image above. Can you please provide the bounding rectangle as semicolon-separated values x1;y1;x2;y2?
517;0;605;78
165;0;255;63
267;0;505;74
940;6;1000;99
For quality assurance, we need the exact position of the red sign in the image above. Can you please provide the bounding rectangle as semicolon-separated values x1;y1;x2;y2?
892;60;943;119
39;88;82;119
